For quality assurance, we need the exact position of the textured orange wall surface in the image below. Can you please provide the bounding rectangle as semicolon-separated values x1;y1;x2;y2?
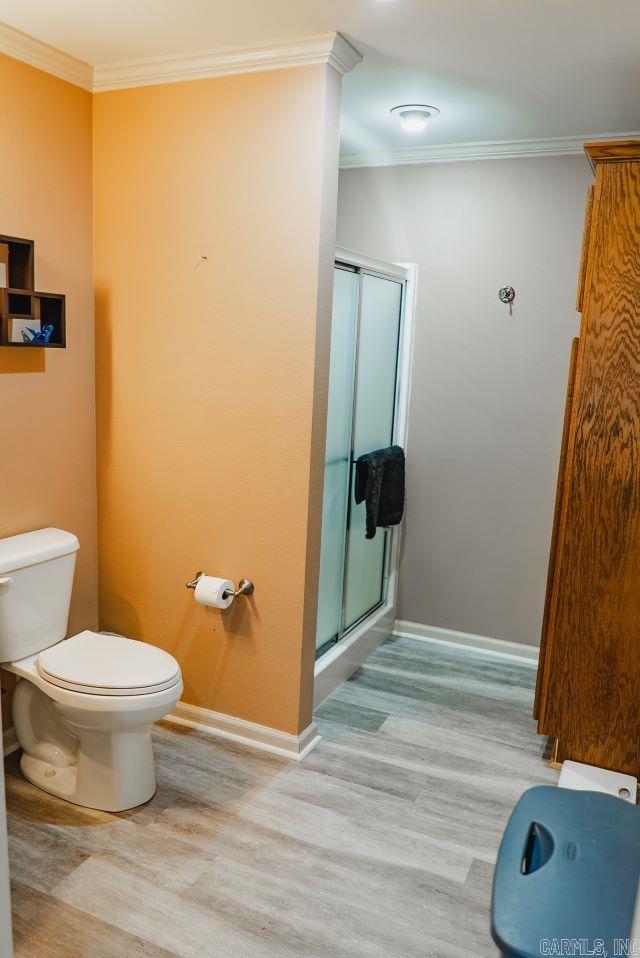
94;65;339;735
0;54;97;729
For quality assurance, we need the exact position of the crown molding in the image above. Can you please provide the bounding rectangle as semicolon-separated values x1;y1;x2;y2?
584;139;640;170
339;132;640;169
0;20;92;90
0;22;361;93
93;31;362;92
326;33;362;76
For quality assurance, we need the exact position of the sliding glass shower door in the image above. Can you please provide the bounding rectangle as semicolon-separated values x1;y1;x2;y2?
315;267;359;652
316;261;404;657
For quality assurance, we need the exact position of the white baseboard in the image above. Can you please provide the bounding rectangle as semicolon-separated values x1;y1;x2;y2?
164;702;321;762
5;705;321;763
2;725;19;758
393;620;539;666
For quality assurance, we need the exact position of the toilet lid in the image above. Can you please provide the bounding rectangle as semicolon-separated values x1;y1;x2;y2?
37;631;181;696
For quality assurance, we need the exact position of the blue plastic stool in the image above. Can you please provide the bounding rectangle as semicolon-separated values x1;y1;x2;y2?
492;785;640;957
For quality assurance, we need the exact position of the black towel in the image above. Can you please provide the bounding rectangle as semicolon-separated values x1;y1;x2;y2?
354;445;405;540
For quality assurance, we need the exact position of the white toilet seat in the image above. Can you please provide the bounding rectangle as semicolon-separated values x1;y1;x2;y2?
36;630;181;697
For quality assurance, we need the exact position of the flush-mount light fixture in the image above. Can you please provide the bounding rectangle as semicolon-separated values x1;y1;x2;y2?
391;104;440;133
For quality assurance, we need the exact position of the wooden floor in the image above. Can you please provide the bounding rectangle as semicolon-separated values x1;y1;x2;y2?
5;635;557;957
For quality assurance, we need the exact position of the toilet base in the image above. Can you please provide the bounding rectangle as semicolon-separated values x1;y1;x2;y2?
11;676;176;813
20;736;157;813
21;752;79;804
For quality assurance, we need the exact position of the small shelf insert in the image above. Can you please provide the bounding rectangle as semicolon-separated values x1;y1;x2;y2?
0;234;66;348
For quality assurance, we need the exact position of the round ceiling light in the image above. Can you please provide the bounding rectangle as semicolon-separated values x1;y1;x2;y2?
391;104;440;133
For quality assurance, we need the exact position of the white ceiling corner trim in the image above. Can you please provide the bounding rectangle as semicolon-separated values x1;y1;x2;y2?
92;31;362;92
0;21;361;92
326;33;362;77
339;132;640;169
0;19;92;90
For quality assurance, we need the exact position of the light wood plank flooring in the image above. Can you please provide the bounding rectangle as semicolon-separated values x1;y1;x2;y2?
5;635;557;957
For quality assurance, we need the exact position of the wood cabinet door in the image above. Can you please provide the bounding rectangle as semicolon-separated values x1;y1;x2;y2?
534;336;580;724
542;159;640;774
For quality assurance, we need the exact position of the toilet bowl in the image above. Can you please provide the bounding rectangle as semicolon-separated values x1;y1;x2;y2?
0;529;183;812
5;631;182;811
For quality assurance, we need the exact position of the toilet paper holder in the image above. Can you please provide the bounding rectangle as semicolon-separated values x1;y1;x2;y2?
186;571;254;600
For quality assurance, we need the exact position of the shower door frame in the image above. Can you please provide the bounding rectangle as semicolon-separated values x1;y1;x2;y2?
314;247;417;708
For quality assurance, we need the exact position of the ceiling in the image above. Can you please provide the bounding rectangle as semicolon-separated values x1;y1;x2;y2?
0;0;638;156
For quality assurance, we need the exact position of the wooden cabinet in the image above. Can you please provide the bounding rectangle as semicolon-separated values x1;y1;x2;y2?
535;140;640;776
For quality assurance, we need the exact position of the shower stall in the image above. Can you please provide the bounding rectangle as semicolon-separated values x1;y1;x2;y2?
314;248;415;704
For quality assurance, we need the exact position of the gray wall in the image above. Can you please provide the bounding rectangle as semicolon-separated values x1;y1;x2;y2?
337;155;593;647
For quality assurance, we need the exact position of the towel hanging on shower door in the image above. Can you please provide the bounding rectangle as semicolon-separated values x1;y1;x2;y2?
354;445;405;539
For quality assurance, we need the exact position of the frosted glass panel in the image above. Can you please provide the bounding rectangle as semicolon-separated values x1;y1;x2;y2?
316;268;358;651
343;274;403;630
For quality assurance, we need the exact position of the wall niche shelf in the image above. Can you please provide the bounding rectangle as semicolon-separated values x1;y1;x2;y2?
0;234;66;348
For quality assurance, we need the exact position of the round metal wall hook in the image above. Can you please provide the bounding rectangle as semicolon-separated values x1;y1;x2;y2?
499;286;516;306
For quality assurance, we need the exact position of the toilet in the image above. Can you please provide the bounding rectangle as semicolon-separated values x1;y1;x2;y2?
0;528;183;812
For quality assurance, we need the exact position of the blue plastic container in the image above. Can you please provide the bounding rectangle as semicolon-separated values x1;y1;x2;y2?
492;785;640;957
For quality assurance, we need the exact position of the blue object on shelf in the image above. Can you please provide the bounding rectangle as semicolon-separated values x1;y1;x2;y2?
492;785;640;957
23;323;54;344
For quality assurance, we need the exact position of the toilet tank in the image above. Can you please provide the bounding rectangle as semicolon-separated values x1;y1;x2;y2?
0;528;80;663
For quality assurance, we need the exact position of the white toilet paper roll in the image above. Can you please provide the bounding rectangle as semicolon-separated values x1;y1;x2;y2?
194;576;235;610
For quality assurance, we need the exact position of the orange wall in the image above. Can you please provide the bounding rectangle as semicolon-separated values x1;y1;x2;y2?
94;65;340;735
0;54;97;729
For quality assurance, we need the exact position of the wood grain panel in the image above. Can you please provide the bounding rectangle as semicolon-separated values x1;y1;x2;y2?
585;140;640;170
576;187;594;313
542;158;640;774
534;336;579;723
